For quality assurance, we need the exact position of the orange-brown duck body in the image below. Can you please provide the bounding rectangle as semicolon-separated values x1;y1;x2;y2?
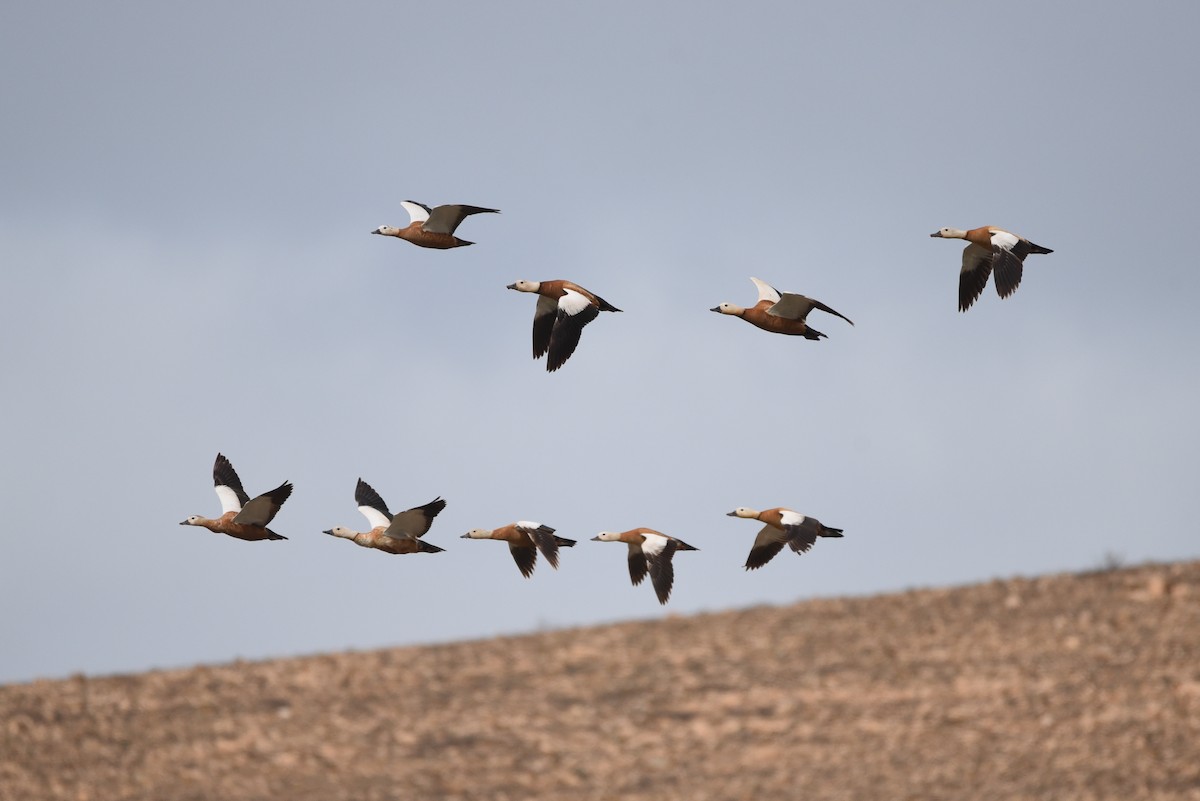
180;453;291;541
323;479;445;555
931;226;1053;311
372;200;499;249
461;521;576;577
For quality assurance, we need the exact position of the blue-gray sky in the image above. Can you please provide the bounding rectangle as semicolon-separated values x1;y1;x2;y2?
2;1;1198;684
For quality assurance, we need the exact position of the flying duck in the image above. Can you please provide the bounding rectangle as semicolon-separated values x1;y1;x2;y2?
180;453;292;541
711;277;853;339
461;521;577;577
591;528;699;604
506;280;622;371
726;507;843;570
323;479;446;555
930;226;1053;311
372;200;499;249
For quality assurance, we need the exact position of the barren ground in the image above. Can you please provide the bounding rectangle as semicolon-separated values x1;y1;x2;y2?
4;561;1199;800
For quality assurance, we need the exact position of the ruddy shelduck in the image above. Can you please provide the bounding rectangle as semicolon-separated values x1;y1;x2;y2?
591;528;699;605
711;277;853;339
323;479;446;555
930;226;1053;311
372;200;499;249
180;453;292;541
506;279;622;371
461;521;576;577
727;507;843;570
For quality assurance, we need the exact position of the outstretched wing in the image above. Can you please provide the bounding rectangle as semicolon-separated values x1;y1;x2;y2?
749;277;782;305
354;478;392;530
989;230;1025;299
532;295;558;359
769;293;854;326
518;522;563;569
400;200;432;225
958;243;993;312
233;481;292;526
626;542;648;587
384;497;446;540
779;510;819;554
508;544;539;578
423;204;499;234
213;453;250;513
646;539;680;605
745;526;786;570
546;290;600;372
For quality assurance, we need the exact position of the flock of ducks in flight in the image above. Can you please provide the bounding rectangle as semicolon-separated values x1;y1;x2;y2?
181;200;1054;604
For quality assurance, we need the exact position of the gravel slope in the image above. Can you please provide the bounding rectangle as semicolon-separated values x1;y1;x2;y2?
4;561;1199;800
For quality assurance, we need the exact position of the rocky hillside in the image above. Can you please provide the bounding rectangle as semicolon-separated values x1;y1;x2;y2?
3;561;1199;800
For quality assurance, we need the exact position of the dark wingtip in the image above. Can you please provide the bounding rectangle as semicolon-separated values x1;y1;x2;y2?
272;481;294;504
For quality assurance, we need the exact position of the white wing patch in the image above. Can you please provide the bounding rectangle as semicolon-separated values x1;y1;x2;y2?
749;277;782;304
989;230;1020;253
778;509;806;528
515;520;542;531
558;289;593;317
400;200;431;225
214;485;243;515
640;533;670;557
358;505;391;530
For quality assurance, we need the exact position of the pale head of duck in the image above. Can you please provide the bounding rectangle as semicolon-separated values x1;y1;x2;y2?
591;531;622;542
461;528;493;540
710;302;745;316
930;227;967;239
727;507;761;519
323;526;358;540
506;280;541;293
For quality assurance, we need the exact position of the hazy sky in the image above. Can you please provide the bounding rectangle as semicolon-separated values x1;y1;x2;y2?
2;1;1198;684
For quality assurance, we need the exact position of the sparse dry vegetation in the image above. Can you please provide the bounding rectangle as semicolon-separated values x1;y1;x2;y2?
4;561;1199;800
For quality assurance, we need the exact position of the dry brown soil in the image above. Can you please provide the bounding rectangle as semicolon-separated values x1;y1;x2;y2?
3;561;1199;800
